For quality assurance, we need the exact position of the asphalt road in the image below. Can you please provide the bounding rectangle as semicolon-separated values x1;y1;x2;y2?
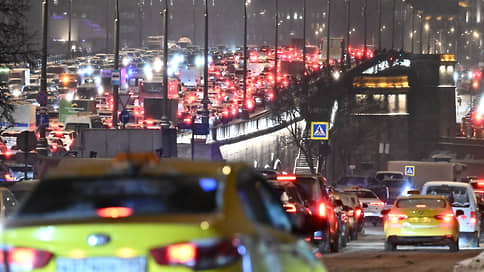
322;224;483;272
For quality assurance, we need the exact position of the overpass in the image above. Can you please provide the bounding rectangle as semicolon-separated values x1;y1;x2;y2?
177;52;478;181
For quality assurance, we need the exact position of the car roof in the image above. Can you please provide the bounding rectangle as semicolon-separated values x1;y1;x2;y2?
424;181;471;188
395;194;448;201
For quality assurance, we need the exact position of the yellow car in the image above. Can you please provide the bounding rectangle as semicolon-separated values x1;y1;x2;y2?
0;156;327;272
384;195;460;252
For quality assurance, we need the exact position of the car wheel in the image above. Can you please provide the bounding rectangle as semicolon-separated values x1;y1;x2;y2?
384;240;396;251
340;229;347;248
351;229;358;240
449;240;459;252
317;230;331;254
330;229;340;253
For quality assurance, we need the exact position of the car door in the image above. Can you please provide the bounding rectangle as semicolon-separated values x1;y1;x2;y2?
237;175;315;272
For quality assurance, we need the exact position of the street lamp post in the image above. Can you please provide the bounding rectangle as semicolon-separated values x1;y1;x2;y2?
326;0;331;65
378;0;382;50
363;0;367;59
391;0;396;49
105;0;109;51
68;0;72;58
411;7;415;54
303;0;307;71
112;0;120;128
161;0;170;128
274;0;279;97
202;0;210;123
419;12;423;54
242;0;249;119
137;0;144;48
345;0;350;66
38;0;49;156
400;1;405;51
425;22;430;54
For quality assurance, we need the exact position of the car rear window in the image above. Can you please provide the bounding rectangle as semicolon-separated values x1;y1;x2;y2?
346;190;377;199
426;185;470;208
14;175;222;220
294;177;323;201
396;198;447;209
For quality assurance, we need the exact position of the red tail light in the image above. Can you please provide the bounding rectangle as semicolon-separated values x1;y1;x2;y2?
283;203;297;213
355;208;362;218
167;243;196;264
276;175;296;182
435;213;454;223
388;214;408;223
150;239;240;270
470;211;477;224
7;248;53;269
318;203;326;217
96;207;133;218
347;209;354;216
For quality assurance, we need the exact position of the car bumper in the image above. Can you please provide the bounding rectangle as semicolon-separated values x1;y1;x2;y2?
385;223;458;241
387;235;457;246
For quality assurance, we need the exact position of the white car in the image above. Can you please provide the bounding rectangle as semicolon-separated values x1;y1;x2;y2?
421;181;481;247
344;188;385;226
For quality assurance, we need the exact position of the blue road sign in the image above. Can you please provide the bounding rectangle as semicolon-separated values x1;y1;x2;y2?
36;91;48;105
310;122;329;140
111;70;121;86
405;165;415;176
36;114;49;127
119;110;130;124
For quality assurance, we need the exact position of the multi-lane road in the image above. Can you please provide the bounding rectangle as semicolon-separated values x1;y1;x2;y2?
323;225;483;272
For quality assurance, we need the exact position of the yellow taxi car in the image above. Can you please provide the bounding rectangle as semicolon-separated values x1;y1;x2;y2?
383;194;460;252
0;156;327;272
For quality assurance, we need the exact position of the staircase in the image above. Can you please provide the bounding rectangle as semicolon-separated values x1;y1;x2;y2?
293;142;319;175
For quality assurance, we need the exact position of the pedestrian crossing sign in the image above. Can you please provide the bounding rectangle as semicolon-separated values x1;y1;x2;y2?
310;122;329;140
405;165;415;176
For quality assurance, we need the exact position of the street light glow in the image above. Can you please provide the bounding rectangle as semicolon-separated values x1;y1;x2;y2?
424;23;429;31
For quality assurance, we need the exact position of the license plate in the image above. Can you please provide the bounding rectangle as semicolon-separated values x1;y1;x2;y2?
56;257;146;272
408;217;431;223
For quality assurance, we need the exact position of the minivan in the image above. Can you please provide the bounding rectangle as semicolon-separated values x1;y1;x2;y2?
421;181;480;247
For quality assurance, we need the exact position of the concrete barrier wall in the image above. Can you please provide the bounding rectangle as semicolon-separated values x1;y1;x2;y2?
74;129;163;158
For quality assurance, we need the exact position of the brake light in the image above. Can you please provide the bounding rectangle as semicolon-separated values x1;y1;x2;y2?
96;207;133;218
150;239;240;270
318;203;326;217
276;175;297;182
470;211;477;224
347;209;354;216
283;203;297;213
416;204;427;208
388;214;408;223
7;248;53;269
355;208;362;218
4;150;12;159
4;173;15;182
167;243;196;264
435;213;454;222
370;201;385;207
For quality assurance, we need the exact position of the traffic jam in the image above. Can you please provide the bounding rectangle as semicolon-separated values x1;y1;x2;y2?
0;46;482;271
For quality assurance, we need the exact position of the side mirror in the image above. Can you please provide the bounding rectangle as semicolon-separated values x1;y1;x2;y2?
381;209;391;216
455;209;465;217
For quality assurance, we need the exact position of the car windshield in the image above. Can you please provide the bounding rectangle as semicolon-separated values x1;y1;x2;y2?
426;185;470;207
396;198;447;209
15;176;222;220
